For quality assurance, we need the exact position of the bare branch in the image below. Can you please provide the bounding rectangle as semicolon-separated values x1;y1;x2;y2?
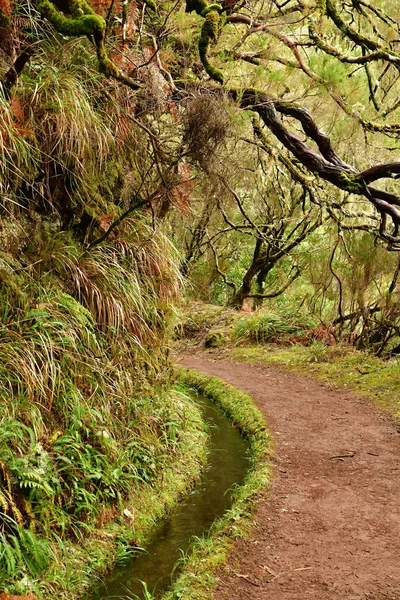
245;266;301;299
87;194;154;250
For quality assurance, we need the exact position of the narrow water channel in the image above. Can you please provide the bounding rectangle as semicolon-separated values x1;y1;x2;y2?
90;393;250;599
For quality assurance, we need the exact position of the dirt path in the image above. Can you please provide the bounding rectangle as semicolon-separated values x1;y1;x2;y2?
177;353;400;600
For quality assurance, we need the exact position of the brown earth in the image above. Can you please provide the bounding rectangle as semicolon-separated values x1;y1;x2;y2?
0;595;38;600
177;352;400;600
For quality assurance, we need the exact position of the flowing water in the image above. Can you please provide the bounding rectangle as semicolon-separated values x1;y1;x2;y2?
90;393;250;599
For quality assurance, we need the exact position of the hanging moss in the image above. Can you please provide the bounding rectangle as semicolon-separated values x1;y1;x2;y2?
198;9;223;83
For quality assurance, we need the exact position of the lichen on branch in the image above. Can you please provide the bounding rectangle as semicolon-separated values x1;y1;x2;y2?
37;0;140;89
198;9;223;83
185;0;224;83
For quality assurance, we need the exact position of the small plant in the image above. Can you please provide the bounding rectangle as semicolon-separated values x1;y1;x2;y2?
234;313;294;343
0;518;54;582
138;581;156;600
305;340;328;363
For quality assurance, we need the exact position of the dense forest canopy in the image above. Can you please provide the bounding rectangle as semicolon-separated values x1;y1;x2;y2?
1;0;400;230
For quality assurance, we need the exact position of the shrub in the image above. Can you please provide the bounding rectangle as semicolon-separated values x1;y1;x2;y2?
233;310;315;344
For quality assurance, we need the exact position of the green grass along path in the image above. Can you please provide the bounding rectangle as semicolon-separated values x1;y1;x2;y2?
177;352;400;600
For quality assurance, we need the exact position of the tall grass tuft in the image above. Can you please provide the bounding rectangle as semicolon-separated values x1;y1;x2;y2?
233;309;316;344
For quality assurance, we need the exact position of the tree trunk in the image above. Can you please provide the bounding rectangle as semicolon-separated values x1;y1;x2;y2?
229;235;264;307
253;264;273;309
0;6;13;58
229;274;254;308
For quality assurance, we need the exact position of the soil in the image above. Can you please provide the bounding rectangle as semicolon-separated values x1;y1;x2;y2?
0;596;38;600
177;352;400;600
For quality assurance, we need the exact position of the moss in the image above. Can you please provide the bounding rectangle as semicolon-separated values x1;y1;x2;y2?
103;161;124;194
37;0;134;84
198;10;224;84
201;3;222;16
38;0;105;37
337;172;364;194
186;0;224;82
204;329;225;348
99;56;120;78
64;0;96;17
202;9;219;40
143;0;157;11
363;119;400;134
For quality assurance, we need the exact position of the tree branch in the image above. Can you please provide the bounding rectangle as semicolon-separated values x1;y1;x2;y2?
244;266;301;299
87;194;153;249
231;88;400;246
1;48;34;100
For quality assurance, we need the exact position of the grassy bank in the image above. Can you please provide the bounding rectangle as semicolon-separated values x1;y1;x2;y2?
159;367;272;600
0;213;200;598
1;388;208;599
73;388;208;600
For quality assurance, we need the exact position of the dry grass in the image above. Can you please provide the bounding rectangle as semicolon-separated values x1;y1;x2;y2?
182;92;232;169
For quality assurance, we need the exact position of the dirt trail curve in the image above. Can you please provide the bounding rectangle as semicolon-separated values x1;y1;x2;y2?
177;353;400;600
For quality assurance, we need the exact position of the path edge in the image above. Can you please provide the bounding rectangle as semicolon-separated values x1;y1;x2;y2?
161;366;273;600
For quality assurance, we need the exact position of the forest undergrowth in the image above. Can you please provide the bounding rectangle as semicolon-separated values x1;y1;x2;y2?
0;203;209;598
0;29;209;598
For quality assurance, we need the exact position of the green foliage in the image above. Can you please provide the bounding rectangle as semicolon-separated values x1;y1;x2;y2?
1;0;400;594
0;523;53;581
233;309;316;344
309;52;348;86
234;313;292;342
204;329;225;347
304;340;329;363
135;581;156;599
0;38;183;593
